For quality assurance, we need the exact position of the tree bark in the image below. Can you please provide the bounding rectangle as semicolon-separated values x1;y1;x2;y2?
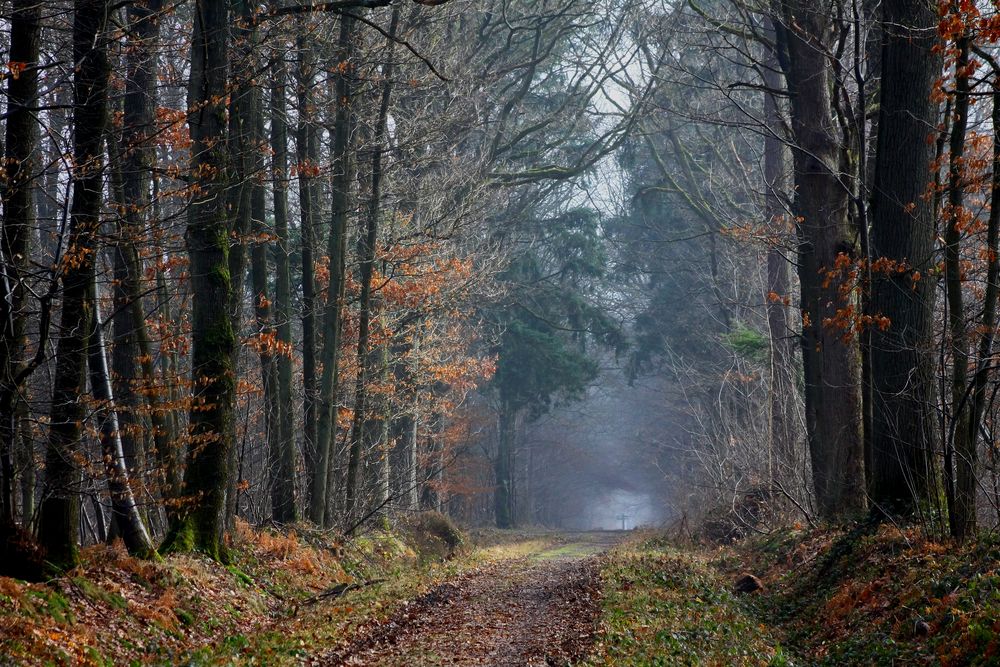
779;0;866;518
163;0;234;560
295;31;320;513
312;14;359;526
224;0;262;525
868;0;941;517
87;275;155;556
246;47;296;521
946;34;975;539
39;0;112;569
0;0;41;525
268;48;299;524
345;10;397;522
762;27;795;485
115;0;182;518
968;65;1000;534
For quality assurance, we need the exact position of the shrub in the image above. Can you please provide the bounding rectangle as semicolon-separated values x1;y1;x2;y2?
402;512;465;560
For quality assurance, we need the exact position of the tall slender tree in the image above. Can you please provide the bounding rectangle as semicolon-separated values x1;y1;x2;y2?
39;0;113;569
163;0;234;559
0;0;41;525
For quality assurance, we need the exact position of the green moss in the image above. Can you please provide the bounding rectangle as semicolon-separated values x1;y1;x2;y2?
84;646;109;666
208;261;231;290
176;608;195;626
160;518;197;555
226;565;254;588
26;589;73;625
72;577;127;610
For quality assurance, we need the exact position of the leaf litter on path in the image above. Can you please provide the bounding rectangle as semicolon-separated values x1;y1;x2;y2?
319;537;614;666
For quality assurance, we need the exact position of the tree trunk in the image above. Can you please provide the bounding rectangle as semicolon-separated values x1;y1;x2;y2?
345;10;397;522
311;14;359;526
762;29;795;485
969;66;1000;533
248;75;296;521
946;34;975;539
163;0;233;560
87;275;154;556
0;0;41;525
224;0;262;526
779;0;866;518
494;403;515;528
39;0;112;569
868;0;941;517
295;32;320;514
116;0;181;518
268;49;299;524
390;330;420;511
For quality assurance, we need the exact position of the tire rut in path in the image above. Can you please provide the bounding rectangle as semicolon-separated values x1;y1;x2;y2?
319;555;603;666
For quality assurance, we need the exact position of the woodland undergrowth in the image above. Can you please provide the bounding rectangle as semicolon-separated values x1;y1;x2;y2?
0;517;528;666
592;525;1000;666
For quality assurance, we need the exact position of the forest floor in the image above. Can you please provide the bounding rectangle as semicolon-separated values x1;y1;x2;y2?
4;521;1000;665
319;532;618;665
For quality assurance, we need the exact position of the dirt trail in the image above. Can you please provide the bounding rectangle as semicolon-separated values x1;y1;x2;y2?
319;532;621;666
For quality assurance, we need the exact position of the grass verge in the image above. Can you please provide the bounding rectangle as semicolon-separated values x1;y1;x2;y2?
585;534;788;666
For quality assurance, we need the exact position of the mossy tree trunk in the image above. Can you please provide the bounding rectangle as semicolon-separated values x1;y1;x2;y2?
164;0;233;560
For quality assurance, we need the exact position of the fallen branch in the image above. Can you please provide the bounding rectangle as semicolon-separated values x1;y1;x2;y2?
295;578;387;614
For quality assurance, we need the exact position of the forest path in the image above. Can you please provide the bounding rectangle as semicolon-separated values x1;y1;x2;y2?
319;531;622;666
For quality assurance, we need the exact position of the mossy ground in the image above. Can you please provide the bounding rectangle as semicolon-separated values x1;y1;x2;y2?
584;534;786;666
589;524;1000;666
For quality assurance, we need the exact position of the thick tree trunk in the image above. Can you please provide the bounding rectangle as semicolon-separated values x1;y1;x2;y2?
39;0;112;569
269;51;299;524
163;0;233;560
868;0;941;516
0;0;41;525
107;133;149;520
225;0;261;525
780;1;866;518
116;0;181;514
